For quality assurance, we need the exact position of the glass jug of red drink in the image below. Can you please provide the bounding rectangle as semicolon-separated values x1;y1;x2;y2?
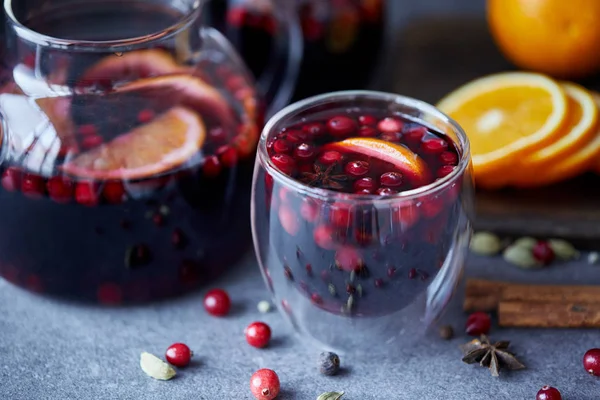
0;0;299;303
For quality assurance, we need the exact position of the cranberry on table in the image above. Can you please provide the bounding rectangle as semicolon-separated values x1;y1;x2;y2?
203;288;231;317
250;368;280;400
465;311;491;336
583;348;600;376
536;386;562;400
532;241;555;265
245;321;272;348
165;343;193;367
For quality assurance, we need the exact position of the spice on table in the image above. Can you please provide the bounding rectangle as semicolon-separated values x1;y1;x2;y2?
460;335;525;377
439;325;454;340
465;312;491;336
245;321;272;348
318;352;341;376
257;300;272;313
583;348;600;377
512;236;537;250
531;241;555;265
165;343;193;367
536;385;562;400
317;392;345;400
547;238;579;260
140;352;176;381
250;369;280;400
469;231;502;255
502;244;541;269
499;301;600;328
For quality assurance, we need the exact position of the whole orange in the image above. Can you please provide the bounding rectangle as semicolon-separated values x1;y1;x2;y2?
487;0;600;79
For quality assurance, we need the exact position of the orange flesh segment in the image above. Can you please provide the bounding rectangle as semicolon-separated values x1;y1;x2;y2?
60;107;205;180
325;138;432;186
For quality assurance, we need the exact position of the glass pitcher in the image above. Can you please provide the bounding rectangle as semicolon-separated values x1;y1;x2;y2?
0;0;299;303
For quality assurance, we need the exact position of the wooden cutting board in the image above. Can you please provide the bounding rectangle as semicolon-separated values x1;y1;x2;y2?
391;16;600;248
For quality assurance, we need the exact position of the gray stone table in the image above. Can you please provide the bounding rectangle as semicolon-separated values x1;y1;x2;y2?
1;251;600;400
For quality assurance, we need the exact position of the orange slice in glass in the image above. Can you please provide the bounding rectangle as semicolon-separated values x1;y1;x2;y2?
324;137;432;186
436;72;568;179
61;107;205;180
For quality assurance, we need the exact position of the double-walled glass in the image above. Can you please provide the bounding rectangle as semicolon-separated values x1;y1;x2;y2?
251;91;474;353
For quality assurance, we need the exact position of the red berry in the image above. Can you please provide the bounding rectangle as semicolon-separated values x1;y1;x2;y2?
404;126;427;142
165;343;192;367
203;155;222;178
81;134;103;149
465;311;491;336
536;386;562;400
203;288;231;317
103;181;125;204
318;150;342;165
1;167;21;192
137;109;155;123
77;124;97;136
327;115;357;136
314;224;336;250
380;172;403;187
358;115;377;126
358;126;378;137
273;138;291;154
278;205;299;236
217;145;238;168
532;241;555;265
437;165;455;179
377;117;403;133
245;321;272;348
294;143;315;160
209;126;227;143
47;176;73;203
345;160;369;177
583;348;600;376
422;138;448;154
250;369;280;400
354;177;376;193
302;122;326;136
21;174;46;198
270;154;296;175
283;130;306;144
227;6;247;27
329;203;353;227
440;151;458;165
75;181;99;206
335;246;363;271
376;187;397;196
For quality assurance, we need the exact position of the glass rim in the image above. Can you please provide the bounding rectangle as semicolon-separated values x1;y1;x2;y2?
258;90;471;204
4;0;202;50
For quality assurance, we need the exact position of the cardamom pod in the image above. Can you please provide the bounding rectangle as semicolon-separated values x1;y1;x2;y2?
503;245;541;269
470;232;502;255
317;391;345;400
140;352;176;381
548;239;579;260
512;237;537;250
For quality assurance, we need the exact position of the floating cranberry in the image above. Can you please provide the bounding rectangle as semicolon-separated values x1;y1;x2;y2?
376;187;397;196
103;181;125;204
203;155;222;178
437;165;455;179
250;369;280;400
380;172;403;187
137;109;155;123
345;160;369;177
21;174;45;198
172;228;188;249
327;115;357;136
404;126;427;143
77;124;97;136
81;135;104;149
358;115;377;126
536;386;562;400
318;150;342;165
1;167;21;192
300;199;319;222
273;138;291;154
217;145;238;168
583;348;600;376
532;241;555;265
283;130;305;144
440;151;458;165
75;181;99;206
314;224;336;250
278;205;299;236
335;246;363;271
302;122;326;137
465;311;491;336
203;288;231;317
165;343;192;367
245;321;272;348
378;117;403;133
47;176;73;203
358;126;378;137
329;203;352;227
270;154;296;175
294;143;315;160
354;177;376;193
422;138;448;154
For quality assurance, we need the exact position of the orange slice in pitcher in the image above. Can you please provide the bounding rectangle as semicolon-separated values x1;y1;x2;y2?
324;137;432;186
61;107;205;180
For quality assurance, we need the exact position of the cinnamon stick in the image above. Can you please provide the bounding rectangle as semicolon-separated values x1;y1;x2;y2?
502;284;600;304
498;301;600;328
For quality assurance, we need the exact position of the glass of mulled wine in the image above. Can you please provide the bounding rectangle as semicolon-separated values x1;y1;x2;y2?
251;91;474;352
0;0;295;303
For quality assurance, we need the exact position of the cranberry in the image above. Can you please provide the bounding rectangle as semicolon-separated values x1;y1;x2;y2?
278;205;299;235
437;165;455;179
358;115;377;126
81;135;103;149
1;167;21;192
583;348;600;376
376;187;397;196
245;321;272;348
273;138;291;154
226;6;247;27
302;122;326;136
358;126;378;137
354;177;376;193
77;124;97;136
270;154;296;175
377;117;403;133
300;199;319;222
103;181;125;204
283;130;305;144
294;143;315;160
318;150;342;165
47;176;73;203
203;155;222;178
250;369;280;400
335;246;363;271
209;126;227;143
532;241;555;265
217;145;238;168
465;311;491;336
75;181;99;206
536;386;562;400
203;288;231;317
440;151;458;165
21;174;45;198
345;160;370;177
165;343;192;367
329;203;352;227
404;126;427;143
327;115;357;136
137;109;155;123
422;138;448;154
380;172;403;187
314;224;336;250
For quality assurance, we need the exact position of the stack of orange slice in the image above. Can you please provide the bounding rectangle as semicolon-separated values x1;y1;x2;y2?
436;72;600;189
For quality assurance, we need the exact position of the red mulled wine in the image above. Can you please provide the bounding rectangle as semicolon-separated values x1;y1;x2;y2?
0;0;262;303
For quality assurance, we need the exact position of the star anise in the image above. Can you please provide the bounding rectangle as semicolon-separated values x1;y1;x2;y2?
460;334;526;377
301;164;348;190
